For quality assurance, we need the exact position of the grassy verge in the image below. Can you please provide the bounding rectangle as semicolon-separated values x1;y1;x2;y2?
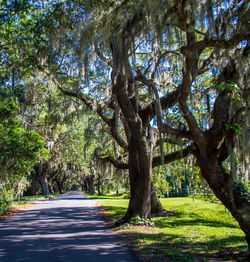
17;194;57;201
88;193;248;261
0;194;58;218
0;201;35;220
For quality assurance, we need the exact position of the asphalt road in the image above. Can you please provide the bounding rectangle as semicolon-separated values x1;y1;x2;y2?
0;191;138;262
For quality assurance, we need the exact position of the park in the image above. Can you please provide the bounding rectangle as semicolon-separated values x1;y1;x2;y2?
0;0;249;261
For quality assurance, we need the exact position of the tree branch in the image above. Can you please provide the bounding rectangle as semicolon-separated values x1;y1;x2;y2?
94;42;113;68
155;137;189;147
49;74;128;150
152;145;193;168
95;144;194;170
181;33;250;56
136;68;190;139
94;149;128;169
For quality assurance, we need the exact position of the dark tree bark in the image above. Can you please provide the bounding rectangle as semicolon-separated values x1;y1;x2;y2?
151;184;165;214
35;164;50;196
197;154;250;248
85;174;95;195
110;37;155;221
123;136;152;220
40;177;50;196
55;179;63;194
88;177;95;195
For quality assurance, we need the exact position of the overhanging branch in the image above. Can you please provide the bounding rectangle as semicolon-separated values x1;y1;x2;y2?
94;149;128;169
49;73;128;150
152;145;194;168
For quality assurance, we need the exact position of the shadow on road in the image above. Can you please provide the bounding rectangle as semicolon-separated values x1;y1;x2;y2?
0;191;138;262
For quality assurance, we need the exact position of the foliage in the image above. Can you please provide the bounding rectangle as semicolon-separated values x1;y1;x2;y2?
0;189;13;215
153;167;170;197
1;0;249;244
0;98;48;212
126;216;155;227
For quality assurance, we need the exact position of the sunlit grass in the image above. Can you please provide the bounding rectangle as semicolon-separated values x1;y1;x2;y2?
17;193;58;202
0;194;58;217
90;195;248;261
18;195;50;201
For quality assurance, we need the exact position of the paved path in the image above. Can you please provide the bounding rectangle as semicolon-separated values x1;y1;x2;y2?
0;191;138;262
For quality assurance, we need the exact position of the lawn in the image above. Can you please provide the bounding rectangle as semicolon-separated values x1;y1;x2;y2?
90;194;248;261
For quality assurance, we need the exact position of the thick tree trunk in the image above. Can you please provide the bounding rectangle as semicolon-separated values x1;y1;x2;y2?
123;136;152;221
198;155;250;249
39;175;50;196
111;41;153;223
87;174;95;195
35;163;50;196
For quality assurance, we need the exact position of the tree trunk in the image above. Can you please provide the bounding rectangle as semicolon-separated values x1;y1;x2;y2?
35;163;50;196
39;175;50;196
198;155;250;249
111;41;153;223
97;172;103;195
122;136;152;221
56;180;63;194
87;174;95;195
151;183;165;214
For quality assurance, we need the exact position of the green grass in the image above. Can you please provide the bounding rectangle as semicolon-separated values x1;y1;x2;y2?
15;194;58;202
90;195;248;261
10;201;34;209
18;195;50;201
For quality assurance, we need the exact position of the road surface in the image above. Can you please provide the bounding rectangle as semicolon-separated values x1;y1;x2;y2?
0;191;138;262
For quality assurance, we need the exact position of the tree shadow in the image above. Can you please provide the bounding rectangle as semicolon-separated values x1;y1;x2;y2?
99;205;248;260
154;210;240;229
120;231;248;262
0;205;138;262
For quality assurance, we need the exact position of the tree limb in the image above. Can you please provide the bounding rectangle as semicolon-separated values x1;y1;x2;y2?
94;149;128;169
136;68;190;139
49;73;128;150
95;144;194;170
152;145;194;168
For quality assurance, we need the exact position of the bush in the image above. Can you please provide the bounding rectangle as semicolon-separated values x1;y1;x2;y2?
0;189;13;215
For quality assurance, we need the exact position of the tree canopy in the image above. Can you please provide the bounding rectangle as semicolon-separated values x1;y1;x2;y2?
0;0;249;249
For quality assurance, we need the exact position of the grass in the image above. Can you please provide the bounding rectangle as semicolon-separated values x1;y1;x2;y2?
0;201;35;219
88;193;248;261
0;194;58;217
17;194;55;201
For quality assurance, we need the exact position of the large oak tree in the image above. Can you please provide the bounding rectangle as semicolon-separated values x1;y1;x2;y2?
23;0;249;247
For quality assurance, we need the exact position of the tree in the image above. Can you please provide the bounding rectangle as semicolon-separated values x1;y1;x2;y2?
3;0;249;247
42;0;191;221
41;0;250;245
0;98;48;212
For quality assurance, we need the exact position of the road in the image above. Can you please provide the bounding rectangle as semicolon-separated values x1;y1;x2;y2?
0;191;138;262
